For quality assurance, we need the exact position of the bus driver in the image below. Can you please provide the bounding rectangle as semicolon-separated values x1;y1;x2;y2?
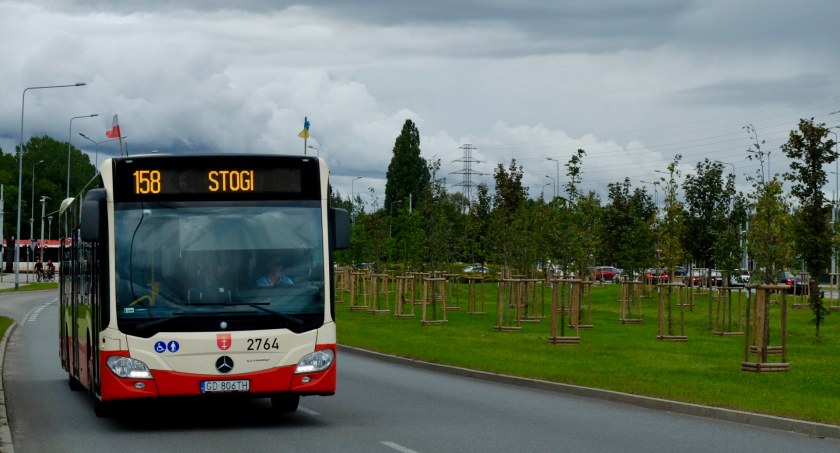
256;259;294;287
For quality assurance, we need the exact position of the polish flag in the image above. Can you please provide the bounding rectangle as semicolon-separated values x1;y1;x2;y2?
105;114;121;138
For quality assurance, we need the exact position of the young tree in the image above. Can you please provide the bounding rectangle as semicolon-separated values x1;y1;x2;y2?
747;179;792;285
570;192;602;278
782;118;837;341
463;183;491;264
744;125;792;286
490;159;529;274
656;156;687;279
562;149;601;277
423;158;459;269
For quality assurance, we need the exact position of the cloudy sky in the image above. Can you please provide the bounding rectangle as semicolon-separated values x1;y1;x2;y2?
2;0;839;209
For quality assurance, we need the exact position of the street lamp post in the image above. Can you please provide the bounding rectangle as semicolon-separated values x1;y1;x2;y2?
79;133;123;172
15;82;87;290
67;114;98;198
542;182;551;199
544;175;555;199
27;159;43;283
828;128;839;275
30;159;44;243
351;176;362;224
546;157;560;199
307;145;320;157
39;195;49;262
714;160;736;177
640;180;659;208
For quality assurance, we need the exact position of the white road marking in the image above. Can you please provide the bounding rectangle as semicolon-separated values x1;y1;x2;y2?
380;441;419;453
25;300;56;323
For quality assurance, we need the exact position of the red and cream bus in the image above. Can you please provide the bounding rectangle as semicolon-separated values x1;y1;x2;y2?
58;154;349;416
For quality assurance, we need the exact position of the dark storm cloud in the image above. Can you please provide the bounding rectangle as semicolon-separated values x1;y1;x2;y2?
4;0;840;200
46;0;695;54
672;73;837;107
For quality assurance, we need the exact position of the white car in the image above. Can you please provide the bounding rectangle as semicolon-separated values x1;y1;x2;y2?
463;264;489;274
730;269;751;287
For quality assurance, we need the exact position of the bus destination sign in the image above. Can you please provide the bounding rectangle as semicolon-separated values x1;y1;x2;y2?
131;168;301;195
114;155;316;200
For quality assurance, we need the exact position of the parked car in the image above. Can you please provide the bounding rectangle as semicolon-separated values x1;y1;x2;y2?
643;268;670;284
689;269;722;287
778;271;807;295
729;269;751;287
709;269;724;287
463;264;489;274
593;266;622;282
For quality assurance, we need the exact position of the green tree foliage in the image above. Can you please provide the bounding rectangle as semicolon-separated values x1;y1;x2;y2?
682;159;731;270
421;158;460;269
744;125;791;286
384;119;430;219
602;178;656;277
570;192;602;277
0;149;18;240
656;156;687;277
782;118;837;340
329;189;352;212
462;184;491;264
747;179;792;285
490;160;528;274
344;188;389;268
392;203;426;268
561;149;601;277
564;149;586;202
1;136;96;241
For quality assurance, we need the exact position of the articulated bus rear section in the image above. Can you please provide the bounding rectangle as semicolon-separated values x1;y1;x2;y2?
59;154;350;416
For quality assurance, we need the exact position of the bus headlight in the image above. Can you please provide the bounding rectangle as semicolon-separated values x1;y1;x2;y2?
106;356;153;379
295;349;334;374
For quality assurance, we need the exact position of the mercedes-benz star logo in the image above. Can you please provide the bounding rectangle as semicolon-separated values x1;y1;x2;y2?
215;356;234;374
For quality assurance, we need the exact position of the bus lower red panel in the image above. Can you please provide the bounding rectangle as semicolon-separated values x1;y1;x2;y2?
98;350;336;401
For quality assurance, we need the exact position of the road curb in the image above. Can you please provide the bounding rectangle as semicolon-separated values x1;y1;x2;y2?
0;321;17;453
339;345;840;440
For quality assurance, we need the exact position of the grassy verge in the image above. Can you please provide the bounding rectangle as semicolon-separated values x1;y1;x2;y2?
0;316;11;344
0;282;58;293
337;282;840;425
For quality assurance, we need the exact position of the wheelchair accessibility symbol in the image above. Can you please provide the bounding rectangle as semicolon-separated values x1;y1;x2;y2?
154;340;180;353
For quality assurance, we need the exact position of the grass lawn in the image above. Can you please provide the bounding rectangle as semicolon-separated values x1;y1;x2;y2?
0;316;10;344
337;280;840;425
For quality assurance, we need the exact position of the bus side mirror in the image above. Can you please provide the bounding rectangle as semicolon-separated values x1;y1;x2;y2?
80;189;107;242
330;208;350;250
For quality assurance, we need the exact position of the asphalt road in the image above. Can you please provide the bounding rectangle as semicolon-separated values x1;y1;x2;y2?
2;290;840;452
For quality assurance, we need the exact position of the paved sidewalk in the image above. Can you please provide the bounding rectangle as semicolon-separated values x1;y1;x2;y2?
0;275;31;290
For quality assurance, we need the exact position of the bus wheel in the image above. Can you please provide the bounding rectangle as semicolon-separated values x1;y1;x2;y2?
68;373;84;391
270;394;300;413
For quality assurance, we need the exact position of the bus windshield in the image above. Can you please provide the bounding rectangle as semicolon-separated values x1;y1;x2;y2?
113;200;326;337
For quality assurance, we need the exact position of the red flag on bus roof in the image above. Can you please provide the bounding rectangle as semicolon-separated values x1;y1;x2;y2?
105;114;121;138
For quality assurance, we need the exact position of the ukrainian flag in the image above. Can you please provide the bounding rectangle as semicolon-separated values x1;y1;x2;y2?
298;117;310;138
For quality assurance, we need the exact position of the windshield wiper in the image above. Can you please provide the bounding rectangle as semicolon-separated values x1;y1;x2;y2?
242;303;304;326
136;313;189;331
134;305;304;332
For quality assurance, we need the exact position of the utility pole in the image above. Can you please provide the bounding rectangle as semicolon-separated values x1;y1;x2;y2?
450;144;483;212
